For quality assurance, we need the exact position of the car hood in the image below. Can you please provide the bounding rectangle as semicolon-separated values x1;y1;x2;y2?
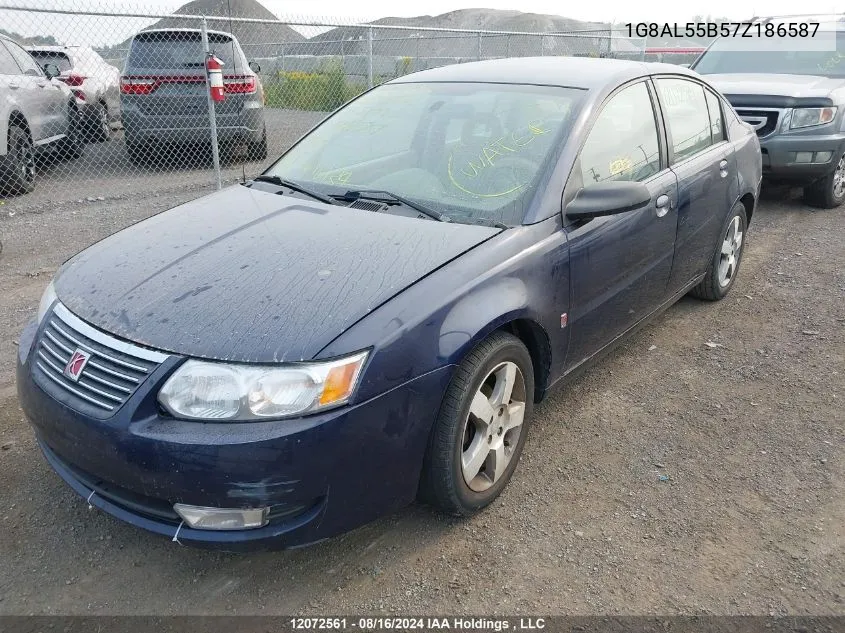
54;185;500;363
704;73;845;104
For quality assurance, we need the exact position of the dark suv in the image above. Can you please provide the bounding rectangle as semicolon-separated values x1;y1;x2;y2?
120;28;266;163
693;20;845;207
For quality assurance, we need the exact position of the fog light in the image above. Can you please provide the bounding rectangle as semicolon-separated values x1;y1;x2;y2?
814;151;833;163
173;504;269;530
794;152;814;163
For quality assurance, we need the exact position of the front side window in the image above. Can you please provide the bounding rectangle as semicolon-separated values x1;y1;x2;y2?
578;81;661;185
656;78;713;162
267;82;584;226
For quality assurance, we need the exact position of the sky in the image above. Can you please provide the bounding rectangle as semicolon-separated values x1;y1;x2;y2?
1;0;842;46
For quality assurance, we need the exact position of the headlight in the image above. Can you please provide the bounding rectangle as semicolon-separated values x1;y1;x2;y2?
158;351;368;421
790;107;837;129
36;281;57;325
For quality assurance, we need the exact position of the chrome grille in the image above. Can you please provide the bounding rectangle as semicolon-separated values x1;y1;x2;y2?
33;303;169;418
736;108;783;138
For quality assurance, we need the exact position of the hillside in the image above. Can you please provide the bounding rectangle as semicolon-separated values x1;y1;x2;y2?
287;8;611;58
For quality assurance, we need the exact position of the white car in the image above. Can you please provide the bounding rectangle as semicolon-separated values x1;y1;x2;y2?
27;45;121;143
0;33;83;195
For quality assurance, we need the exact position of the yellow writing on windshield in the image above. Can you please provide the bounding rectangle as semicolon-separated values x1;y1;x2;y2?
446;120;550;197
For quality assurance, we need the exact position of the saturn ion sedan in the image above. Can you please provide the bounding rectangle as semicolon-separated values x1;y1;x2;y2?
18;57;762;550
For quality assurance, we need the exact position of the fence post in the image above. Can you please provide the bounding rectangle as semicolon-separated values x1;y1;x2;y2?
476;33;482;60
367;27;374;88
201;17;222;191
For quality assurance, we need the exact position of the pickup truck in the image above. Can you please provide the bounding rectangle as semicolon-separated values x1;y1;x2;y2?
692;20;845;208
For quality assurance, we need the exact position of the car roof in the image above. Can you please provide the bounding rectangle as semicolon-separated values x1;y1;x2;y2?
135;28;235;39
389;56;701;90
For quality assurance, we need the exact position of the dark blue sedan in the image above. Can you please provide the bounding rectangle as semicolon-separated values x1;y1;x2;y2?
17;57;762;550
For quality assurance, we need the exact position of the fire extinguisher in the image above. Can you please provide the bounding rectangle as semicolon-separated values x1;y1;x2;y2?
206;54;225;102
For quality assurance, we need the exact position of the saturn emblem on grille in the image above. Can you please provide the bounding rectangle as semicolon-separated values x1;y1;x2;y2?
64;349;91;382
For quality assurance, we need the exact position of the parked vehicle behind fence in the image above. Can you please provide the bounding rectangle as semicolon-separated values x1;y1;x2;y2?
18;57;761;550
26;45;121;143
693;18;845;208
120;28;266;165
0;33;83;195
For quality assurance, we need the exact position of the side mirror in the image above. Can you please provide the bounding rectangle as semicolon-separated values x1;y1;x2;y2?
565;181;652;220
43;63;60;79
248;60;261;73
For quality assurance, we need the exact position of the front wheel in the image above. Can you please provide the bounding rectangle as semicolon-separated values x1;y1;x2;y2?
419;331;534;516
689;201;748;301
803;155;845;209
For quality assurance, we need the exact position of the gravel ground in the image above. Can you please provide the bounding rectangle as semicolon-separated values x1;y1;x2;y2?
0;143;842;614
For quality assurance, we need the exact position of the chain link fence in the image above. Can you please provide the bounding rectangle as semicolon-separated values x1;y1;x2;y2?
0;0;649;210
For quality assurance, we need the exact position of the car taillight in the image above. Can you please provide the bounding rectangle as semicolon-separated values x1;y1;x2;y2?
224;75;256;94
120;76;158;95
72;89;86;101
59;73;86;87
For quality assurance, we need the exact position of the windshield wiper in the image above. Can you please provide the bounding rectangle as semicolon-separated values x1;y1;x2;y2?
251;175;337;206
334;189;451;223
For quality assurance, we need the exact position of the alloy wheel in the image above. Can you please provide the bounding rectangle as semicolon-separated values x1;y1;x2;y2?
15;133;35;184
718;215;743;288
460;361;527;492
832;156;845;200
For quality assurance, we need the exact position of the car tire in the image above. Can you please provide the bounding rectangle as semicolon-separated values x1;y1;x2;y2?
689;201;748;301
418;331;534;516
802;155;845;209
57;105;84;160
87;102;111;143
247;125;268;161
2;124;36;195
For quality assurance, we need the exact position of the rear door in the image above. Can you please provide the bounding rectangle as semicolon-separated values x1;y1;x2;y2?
563;80;679;370
4;39;66;141
654;77;739;294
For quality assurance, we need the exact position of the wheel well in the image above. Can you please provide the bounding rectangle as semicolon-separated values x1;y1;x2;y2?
739;192;755;224
497;319;551;403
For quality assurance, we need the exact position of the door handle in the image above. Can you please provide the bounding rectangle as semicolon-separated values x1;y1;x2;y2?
655;194;670;218
719;159;729;178
9;81;19;89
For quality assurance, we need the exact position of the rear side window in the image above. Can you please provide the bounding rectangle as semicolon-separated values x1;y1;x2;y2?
578;81;661;184
656;78;713;162
127;32;240;71
28;51;73;73
704;89;725;143
5;40;41;75
0;42;20;75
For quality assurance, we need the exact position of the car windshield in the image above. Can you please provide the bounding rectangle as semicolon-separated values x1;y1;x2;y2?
694;30;845;77
28;51;72;73
127;32;239;70
266;82;584;226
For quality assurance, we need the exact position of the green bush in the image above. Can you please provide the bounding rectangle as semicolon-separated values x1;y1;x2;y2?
263;62;368;112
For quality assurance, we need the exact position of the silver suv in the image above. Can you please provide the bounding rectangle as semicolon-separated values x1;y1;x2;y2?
120;28;266;164
27;45;121;143
0;33;83;195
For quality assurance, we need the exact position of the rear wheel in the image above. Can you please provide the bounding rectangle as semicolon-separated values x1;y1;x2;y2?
419;331;534;516
87;102;111;143
803;155;845;208
57;105;84;160
2;125;36;194
689;201;748;301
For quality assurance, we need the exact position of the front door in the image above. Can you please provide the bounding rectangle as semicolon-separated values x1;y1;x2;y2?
563;80;679;371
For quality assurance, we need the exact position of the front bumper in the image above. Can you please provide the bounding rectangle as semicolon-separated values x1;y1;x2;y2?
760;132;845;181
17;319;451;551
